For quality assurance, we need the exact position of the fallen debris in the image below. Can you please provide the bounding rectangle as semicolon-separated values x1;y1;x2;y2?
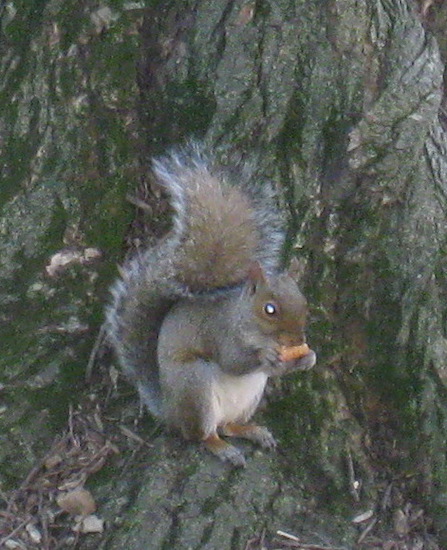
0;405;118;549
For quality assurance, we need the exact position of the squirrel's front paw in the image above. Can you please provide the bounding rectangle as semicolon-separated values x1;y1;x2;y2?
285;349;317;372
259;347;281;372
267;348;317;376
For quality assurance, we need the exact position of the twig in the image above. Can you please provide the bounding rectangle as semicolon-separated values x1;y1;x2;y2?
357;517;378;544
244;528;266;550
0;517;29;546
0;487;9;505
346;449;360;502
276;530;345;549
119;425;153;447
126;193;153;212
278;542;343;549
10;438;69;502
380;481;393;511
41;512;51;550
277;530;300;541
85;323;107;382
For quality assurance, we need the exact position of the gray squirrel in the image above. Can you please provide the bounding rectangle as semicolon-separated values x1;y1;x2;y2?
105;143;316;467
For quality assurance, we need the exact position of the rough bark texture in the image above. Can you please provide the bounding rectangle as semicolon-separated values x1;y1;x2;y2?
1;0;447;549
0;0;142;481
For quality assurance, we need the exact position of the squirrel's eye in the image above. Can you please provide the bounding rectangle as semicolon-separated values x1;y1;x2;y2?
264;302;277;315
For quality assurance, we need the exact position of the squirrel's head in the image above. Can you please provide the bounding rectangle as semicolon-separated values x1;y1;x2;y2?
243;262;308;345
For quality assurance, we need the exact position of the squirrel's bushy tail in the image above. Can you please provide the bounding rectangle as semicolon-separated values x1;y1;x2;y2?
153;143;285;288
105;241;184;416
105;142;285;415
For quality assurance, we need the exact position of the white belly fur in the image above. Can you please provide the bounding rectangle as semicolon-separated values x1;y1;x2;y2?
211;370;268;426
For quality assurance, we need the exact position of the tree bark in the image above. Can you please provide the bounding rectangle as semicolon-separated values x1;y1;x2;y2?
1;0;446;549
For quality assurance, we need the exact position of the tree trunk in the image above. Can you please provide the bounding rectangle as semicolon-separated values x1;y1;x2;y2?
1;1;446;549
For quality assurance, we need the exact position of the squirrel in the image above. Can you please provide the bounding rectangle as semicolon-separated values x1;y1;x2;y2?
105;143;316;467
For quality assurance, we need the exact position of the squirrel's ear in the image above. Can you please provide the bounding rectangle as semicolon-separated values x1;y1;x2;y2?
247;261;267;294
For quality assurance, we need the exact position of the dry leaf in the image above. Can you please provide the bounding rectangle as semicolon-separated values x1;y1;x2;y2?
73;514;105;534
25;523;42;543
57;488;96;516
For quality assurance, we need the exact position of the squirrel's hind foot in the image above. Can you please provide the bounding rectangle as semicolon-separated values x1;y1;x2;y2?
220;422;277;450
203;433;247;468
